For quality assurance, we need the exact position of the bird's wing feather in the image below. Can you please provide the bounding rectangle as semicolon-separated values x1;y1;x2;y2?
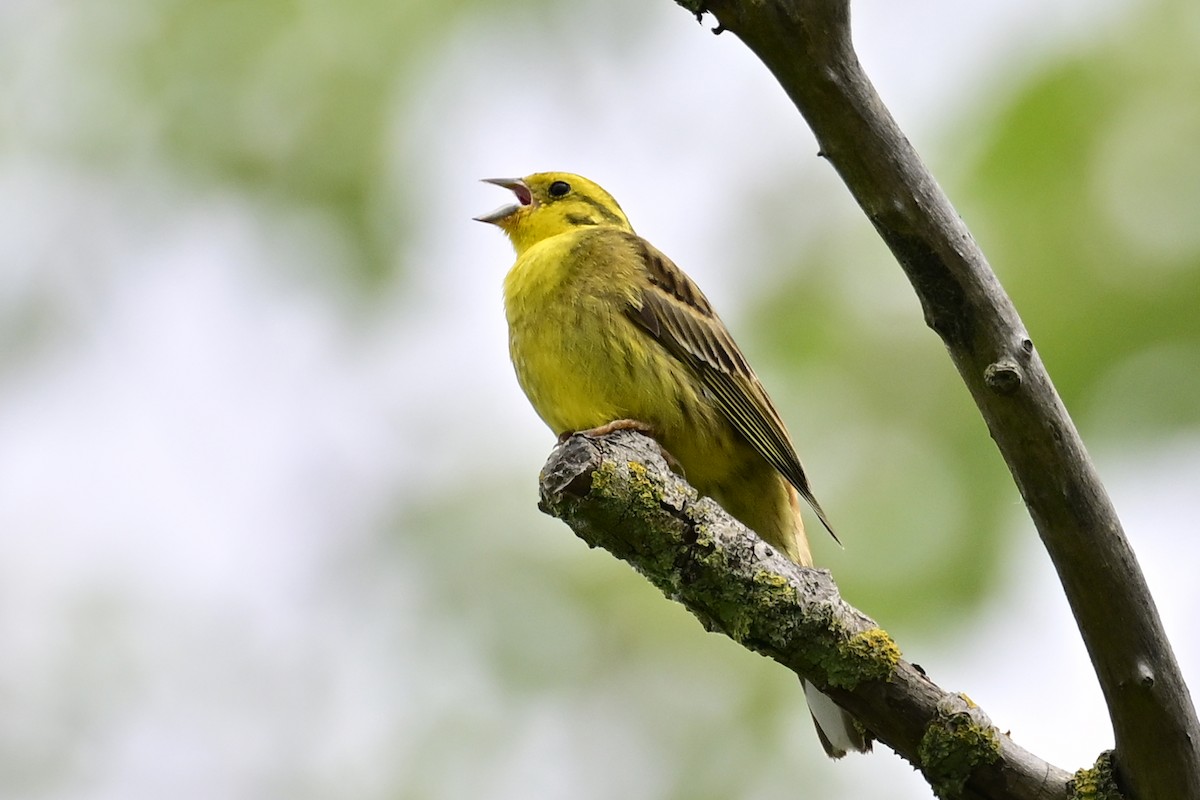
624;235;837;540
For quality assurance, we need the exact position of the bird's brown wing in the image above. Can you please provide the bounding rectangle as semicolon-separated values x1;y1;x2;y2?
623;235;837;541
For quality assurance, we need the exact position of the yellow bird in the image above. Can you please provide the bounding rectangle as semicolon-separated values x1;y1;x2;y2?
477;171;869;758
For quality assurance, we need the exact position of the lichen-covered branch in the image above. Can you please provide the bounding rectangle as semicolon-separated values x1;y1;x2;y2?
670;2;1200;798
540;430;1071;800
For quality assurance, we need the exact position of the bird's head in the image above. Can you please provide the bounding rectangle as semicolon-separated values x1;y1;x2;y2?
475;172;632;255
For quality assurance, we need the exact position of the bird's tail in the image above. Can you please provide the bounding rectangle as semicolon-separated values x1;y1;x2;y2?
802;680;871;759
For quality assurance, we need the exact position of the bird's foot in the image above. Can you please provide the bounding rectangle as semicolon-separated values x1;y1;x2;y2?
579;418;655;439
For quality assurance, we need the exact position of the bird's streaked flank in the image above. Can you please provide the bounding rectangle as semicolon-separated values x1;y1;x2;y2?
477;171;869;758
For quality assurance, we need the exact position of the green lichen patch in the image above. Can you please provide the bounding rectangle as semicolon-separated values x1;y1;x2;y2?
752;569;794;591
585;458;621;499
671;551;763;644
1069;751;1122;800
919;701;1002;799
824;627;901;689
589;459;679;525
735;569;802;645
622;460;659;506
694;588;755;642
570;458;681;576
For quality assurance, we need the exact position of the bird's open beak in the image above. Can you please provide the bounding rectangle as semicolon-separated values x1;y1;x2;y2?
474;177;534;224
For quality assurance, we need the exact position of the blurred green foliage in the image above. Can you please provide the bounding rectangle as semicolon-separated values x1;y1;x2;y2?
119;0;486;282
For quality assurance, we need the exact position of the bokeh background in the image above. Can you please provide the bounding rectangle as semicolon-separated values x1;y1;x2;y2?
2;0;1198;797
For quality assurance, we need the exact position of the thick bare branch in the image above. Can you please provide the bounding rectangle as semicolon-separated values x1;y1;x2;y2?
675;1;1200;797
539;430;1072;800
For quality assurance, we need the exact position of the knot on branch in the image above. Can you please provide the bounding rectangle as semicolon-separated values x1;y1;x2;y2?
984;360;1023;395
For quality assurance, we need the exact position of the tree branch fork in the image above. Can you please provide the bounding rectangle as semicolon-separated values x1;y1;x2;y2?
539;429;1093;800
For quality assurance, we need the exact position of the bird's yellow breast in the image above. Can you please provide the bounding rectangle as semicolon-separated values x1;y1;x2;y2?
504;229;690;439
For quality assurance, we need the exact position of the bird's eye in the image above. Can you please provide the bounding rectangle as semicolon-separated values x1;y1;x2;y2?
548;180;571;198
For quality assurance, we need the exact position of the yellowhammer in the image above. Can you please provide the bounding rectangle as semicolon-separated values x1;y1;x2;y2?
477;171;869;758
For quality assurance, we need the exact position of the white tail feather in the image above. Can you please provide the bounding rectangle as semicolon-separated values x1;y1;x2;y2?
802;680;870;759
